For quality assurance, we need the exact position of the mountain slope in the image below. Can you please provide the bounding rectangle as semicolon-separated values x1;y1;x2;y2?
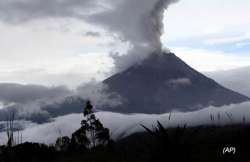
103;52;249;113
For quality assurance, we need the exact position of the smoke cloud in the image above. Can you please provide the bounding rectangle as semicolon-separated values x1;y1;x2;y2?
90;0;179;71
0;0;179;72
76;82;122;108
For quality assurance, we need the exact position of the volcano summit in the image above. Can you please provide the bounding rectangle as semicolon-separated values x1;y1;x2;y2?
103;52;249;114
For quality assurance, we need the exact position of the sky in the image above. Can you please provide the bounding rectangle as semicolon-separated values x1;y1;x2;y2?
162;0;250;71
0;0;249;89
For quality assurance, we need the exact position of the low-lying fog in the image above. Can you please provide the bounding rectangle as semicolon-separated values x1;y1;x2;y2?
1;101;250;145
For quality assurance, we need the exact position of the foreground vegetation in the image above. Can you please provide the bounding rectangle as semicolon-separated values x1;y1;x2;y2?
1;102;250;162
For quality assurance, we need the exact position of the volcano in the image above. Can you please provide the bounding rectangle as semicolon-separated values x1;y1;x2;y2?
103;52;249;114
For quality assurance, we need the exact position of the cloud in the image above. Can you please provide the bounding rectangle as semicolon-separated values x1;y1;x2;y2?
167;78;191;86
91;0;179;72
0;83;72;122
203;35;250;46
0;0;99;23
236;42;250;48
84;31;101;37
0;102;5;109
1;101;250;144
172;47;250;72
0;50;113;88
207;66;250;97
163;0;250;42
161;0;250;64
0;83;70;104
0;81;122;123
76;81;122;108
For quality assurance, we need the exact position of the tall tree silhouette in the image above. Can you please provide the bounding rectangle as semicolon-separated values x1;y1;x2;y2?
71;100;110;149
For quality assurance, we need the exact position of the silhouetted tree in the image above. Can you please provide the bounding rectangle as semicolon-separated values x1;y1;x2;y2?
55;136;70;151
71;100;110;150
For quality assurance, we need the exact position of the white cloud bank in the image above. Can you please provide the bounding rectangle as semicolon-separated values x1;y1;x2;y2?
1;101;250;145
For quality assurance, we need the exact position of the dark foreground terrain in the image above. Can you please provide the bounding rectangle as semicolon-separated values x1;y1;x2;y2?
1;124;250;162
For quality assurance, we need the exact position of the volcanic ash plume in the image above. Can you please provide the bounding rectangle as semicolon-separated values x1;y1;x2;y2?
145;0;179;50
90;0;179;72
